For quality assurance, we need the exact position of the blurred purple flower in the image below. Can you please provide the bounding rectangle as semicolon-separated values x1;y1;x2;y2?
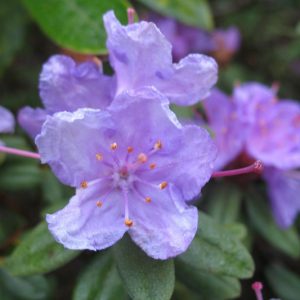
204;82;300;227
19;11;217;138
149;15;240;64
36;89;217;259
0;106;15;145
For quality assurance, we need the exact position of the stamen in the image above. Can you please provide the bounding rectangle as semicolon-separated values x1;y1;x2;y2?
96;153;103;161
212;160;263;178
127;8;136;25
252;282;264;300
0;146;40;160
110;142;118;150
149;163;156;170
138;153;148;163
154;140;162;150
145;196;152;203
127;146;134;153
80;181;88;189
96;201;103;207
159;181;168;190
125;218;134;227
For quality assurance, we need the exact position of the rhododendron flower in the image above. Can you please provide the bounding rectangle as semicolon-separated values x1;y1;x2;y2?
0;106;15;144
19;11;217;138
149;15;240;63
204;82;300;227
36;89;217;259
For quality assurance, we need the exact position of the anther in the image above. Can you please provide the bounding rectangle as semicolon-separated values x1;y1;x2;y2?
96;153;103;161
159;181;168;190
127;8;135;25
154;140;162;150
80;181;88;189
125;218;133;227
149;163;156;169
96;201;103;207
253;160;263;174
252;282;264;300
138;153;148;163
110;142;118;150
145;197;152;203
127;146;134;153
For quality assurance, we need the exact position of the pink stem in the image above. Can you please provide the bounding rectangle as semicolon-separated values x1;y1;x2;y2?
0;146;40;160
252;282;264;300
127;8;135;24
212;160;263;178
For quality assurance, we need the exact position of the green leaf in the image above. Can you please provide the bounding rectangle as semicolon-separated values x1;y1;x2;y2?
73;252;126;300
177;212;254;279
113;235;175;300
136;0;213;29
0;0;27;75
21;0;130;54
0;268;52;300
246;191;300;258
206;182;242;224
3;222;80;276
41;170;64;205
265;264;300;300
176;260;241;300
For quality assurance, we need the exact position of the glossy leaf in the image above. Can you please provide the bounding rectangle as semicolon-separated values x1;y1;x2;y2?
136;0;213;29
3;222;80;276
177;212;254;279
246;192;300;258
113;235;175;300
73;252;126;300
21;0;130;54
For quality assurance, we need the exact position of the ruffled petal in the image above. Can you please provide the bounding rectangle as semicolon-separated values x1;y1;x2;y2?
18;107;47;138
264;168;300;228
39;55;114;113
246;100;300;169
46;179;127;250
36;108;116;187
204;89;244;169
103;11;217;105
0;106;15;133
129;184;198;259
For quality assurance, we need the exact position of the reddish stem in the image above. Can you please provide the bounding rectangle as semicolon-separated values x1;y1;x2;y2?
212;160;263;178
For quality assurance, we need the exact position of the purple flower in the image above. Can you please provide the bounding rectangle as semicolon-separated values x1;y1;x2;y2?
0;106;15;134
36;89;217;259
19;11;217;139
204;82;300;227
148;15;240;64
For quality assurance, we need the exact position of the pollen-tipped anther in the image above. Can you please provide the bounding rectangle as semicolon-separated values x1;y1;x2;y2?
154;140;162;150
138;153;148;163
96;201;103;207
96;153;103;161
251;282;264;300
159;181;168;190
145;196;152;203
149;163;156;169
127;146;134;153
125;218;133;227
80;181;88;189
110;142;118;150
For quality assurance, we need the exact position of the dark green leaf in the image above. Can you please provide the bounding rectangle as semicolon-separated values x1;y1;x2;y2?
137;0;213;29
246;192;300;258
207;182;242;224
113;235;175;300
0;0;27;75
73;252;126;300
0;268;52;300
265;264;300;300
176;260;241;300
3;222;80;276
177;212;254;279
21;0;130;54
42;170;64;205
